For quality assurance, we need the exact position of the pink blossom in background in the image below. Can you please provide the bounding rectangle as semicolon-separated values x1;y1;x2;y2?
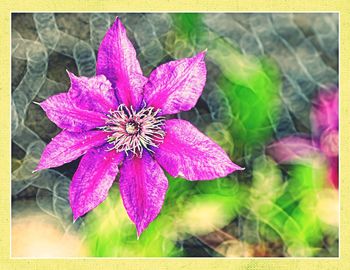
311;89;339;189
267;88;339;189
34;17;243;237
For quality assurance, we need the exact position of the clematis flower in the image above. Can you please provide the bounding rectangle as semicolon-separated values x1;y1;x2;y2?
35;17;243;237
267;88;338;189
311;89;339;188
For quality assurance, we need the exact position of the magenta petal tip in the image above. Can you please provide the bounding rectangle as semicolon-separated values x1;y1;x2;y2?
199;49;207;57
72;214;79;223
136;228;142;239
66;69;77;81
195;49;207;60
136;223;148;239
234;165;245;171
192;50;207;62
33;164;43;172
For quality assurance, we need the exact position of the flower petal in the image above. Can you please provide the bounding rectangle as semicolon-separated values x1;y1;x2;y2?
96;17;145;108
154;119;243;180
119;151;168;237
311;89;338;136
35;130;107;171
328;157;338;189
40;93;106;132
267;137;320;164
67;71;118;113
69;145;124;220
143;51;207;115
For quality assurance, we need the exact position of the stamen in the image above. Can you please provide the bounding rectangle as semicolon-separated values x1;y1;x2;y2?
101;104;165;157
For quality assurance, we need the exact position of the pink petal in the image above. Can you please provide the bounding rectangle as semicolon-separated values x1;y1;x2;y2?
40;93;106;132
328;157;338;189
69;145;124;220
96;17;145;108
67;71;118;113
143;51;207;115
35;130;107;171
311;89;338;136
154;119;243;180
119;151;168;237
267;136;320;164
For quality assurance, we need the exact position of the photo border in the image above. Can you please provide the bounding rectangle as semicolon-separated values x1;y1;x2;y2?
1;0;349;269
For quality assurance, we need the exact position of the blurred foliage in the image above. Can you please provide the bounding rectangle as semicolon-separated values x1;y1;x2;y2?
84;175;247;257
213;43;282;149
249;156;338;256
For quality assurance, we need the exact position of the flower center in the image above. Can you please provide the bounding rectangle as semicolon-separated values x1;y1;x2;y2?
125;121;139;135
102;104;165;156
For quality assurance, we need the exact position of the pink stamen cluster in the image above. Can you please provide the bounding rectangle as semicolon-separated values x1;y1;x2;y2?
102;104;166;156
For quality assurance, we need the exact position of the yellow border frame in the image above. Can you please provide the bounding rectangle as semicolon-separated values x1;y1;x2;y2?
1;0;349;269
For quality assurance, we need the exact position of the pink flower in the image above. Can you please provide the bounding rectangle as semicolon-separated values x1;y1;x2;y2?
311;89;339;188
35;18;243;237
267;89;338;189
